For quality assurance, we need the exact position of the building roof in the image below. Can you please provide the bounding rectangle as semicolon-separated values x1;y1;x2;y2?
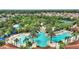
64;40;79;49
64;44;79;49
0;44;18;49
71;24;79;32
68;40;79;45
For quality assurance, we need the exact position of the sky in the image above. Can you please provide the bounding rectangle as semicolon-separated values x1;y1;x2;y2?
0;0;79;9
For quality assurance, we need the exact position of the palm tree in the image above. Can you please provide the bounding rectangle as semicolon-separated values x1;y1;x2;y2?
0;30;4;37
65;37;70;45
0;40;5;46
72;32;79;40
14;38;19;46
23;37;32;48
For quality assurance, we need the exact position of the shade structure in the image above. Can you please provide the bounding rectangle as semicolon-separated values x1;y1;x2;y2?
52;32;72;42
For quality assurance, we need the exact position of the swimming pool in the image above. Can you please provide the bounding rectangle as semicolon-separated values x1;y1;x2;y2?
0;38;5;40
33;32;50;48
52;32;72;42
14;35;32;45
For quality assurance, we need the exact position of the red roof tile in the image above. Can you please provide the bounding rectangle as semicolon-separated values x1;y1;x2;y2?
64;40;79;49
0;44;18;49
64;44;79;49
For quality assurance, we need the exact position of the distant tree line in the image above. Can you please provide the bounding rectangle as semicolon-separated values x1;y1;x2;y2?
0;10;79;14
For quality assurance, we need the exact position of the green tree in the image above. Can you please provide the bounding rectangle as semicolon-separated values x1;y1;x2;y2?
0;40;5;46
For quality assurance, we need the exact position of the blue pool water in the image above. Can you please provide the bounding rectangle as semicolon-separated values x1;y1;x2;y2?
52;32;72;42
16;35;31;45
33;32;50;47
61;20;73;24
37;32;46;37
12;32;72;48
34;36;49;47
13;24;21;30
17;35;26;44
0;38;5;40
